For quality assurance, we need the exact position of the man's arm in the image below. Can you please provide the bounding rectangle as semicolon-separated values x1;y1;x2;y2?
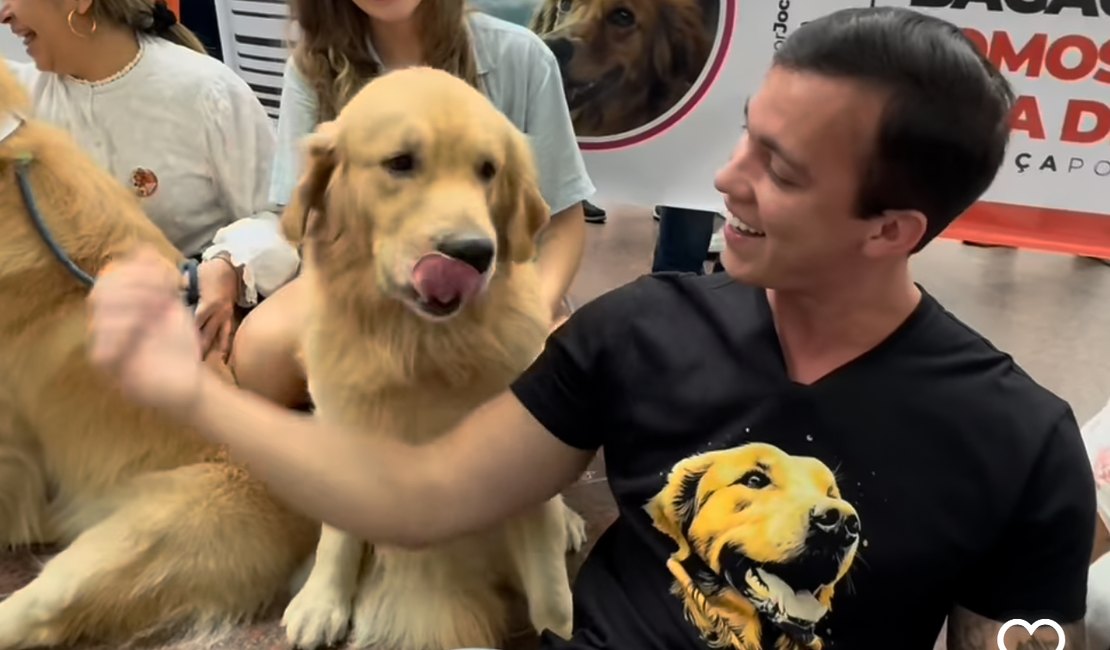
190;374;595;547
947;410;1095;650
947;606;1086;649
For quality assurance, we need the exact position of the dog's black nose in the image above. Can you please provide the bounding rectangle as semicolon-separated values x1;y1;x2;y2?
809;506;860;538
437;237;495;274
544;38;573;66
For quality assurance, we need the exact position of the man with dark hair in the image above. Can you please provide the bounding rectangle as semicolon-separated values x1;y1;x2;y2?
87;6;1095;650
771;8;1015;251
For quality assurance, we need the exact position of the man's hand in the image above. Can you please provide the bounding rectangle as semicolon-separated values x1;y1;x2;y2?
87;246;206;413
195;257;239;361
948;606;1086;650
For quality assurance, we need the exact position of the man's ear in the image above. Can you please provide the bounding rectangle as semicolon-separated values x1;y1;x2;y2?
863;208;929;257
494;131;550;264
281;122;339;246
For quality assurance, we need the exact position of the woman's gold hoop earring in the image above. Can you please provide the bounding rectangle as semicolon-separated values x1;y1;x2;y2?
66;9;97;38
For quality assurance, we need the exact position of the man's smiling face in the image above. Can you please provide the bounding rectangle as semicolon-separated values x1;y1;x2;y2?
712;66;893;292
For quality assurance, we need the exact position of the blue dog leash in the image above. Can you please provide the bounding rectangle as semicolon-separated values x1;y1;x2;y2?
13;153;200;307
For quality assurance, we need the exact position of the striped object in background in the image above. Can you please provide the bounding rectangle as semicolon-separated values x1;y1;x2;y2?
212;0;295;122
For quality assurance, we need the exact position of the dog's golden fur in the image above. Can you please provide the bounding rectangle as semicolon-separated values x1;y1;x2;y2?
646;443;861;650
531;0;714;137
0;59;317;649
278;66;582;650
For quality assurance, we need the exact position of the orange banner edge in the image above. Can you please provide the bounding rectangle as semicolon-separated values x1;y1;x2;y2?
939;201;1110;259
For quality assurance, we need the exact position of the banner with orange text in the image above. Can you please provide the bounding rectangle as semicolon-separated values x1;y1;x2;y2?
891;0;1110;255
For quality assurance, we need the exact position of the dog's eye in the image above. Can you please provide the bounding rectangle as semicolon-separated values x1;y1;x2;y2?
383;153;418;176
558;0;571;12
477;160;497;182
607;7;635;27
738;470;770;490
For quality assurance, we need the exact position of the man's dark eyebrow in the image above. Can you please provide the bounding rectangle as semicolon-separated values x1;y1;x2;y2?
742;98;809;178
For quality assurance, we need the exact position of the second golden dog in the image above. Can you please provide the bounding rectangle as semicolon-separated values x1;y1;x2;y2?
0;56;316;650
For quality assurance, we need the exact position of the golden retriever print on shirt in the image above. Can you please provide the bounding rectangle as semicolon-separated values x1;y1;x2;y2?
645;443;862;650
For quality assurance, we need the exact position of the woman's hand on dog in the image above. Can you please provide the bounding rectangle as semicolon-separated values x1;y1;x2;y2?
87;247;205;413
195;258;239;362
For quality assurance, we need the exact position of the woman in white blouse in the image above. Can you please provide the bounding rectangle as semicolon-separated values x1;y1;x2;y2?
1;0;298;360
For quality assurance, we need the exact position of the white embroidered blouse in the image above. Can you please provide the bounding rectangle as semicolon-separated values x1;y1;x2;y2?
6;36;299;305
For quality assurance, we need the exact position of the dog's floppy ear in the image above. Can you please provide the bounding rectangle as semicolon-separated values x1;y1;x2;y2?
493;130;549;264
0;58;31;115
645;453;718;542
281;121;339;246
651;2;711;99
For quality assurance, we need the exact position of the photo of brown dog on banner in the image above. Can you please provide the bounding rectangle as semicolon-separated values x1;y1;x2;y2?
530;0;720;137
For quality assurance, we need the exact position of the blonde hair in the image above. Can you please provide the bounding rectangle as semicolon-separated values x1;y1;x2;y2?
290;0;481;121
88;0;206;54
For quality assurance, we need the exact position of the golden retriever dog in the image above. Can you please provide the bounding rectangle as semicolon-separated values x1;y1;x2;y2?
277;66;584;650
530;0;714;137
0;59;317;648
645;443;861;650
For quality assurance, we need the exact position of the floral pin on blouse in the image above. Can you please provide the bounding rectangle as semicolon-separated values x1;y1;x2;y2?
130;167;159;198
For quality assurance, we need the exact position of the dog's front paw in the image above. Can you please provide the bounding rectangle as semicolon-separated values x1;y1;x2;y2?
564;507;588;554
281;580;352;649
531;602;574;641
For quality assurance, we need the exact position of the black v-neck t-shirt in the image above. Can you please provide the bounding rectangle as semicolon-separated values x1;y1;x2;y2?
511;273;1094;650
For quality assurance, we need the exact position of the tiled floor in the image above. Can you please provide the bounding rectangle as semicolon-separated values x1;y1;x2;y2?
3;203;1109;649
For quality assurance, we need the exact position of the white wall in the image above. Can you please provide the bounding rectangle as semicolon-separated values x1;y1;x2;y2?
0;28;29;63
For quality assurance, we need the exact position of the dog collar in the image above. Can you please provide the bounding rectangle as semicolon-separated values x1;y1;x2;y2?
0;112;25;144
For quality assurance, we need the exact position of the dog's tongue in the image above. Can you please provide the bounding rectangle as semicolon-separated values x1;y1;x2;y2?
412;253;482;305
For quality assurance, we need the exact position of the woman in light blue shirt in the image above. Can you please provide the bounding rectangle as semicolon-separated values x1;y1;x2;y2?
231;0;595;408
